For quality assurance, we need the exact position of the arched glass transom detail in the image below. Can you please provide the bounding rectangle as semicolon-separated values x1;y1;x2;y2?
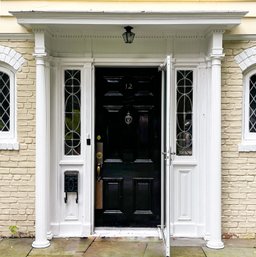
0;71;10;132
249;74;256;133
64;70;81;155
176;70;193;156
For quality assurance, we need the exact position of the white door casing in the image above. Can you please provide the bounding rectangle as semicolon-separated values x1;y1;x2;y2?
48;56;208;241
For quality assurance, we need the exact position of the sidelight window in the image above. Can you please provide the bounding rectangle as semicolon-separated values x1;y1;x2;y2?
176;70;193;156
64;69;81;155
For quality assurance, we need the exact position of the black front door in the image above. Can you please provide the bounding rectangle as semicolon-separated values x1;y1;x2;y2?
95;67;161;227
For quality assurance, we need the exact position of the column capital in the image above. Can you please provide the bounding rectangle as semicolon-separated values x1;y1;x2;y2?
210;54;225;60
206;29;225;37
210;54;225;66
33;53;47;60
34;29;47;57
32;25;47;34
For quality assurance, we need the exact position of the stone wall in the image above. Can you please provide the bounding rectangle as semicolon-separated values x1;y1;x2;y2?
222;41;256;239
0;39;36;237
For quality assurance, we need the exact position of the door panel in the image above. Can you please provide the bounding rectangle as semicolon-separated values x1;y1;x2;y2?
95;67;161;227
133;178;154;215
103;178;124;214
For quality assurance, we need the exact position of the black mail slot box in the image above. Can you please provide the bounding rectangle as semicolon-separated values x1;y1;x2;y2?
64;171;79;203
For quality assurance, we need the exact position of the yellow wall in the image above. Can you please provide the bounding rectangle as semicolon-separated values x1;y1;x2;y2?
2;1;256;16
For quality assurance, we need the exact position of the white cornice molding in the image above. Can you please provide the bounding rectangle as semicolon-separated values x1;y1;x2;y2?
10;10;247;28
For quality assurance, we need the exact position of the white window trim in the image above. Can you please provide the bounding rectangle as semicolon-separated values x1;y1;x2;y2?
0;45;25;150
235;47;256;152
0;65;19;150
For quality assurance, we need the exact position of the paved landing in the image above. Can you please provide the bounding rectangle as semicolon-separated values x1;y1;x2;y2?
0;238;255;257
0;238;33;257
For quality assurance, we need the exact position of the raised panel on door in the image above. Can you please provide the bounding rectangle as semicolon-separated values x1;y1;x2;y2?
103;178;124;214
133;178;154;215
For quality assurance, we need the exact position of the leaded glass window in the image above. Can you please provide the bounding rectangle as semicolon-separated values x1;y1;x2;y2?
0;71;10;132
64;70;81;155
249;74;256;133
176;70;193;156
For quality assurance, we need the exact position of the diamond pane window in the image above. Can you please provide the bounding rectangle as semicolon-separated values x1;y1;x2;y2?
64;70;81;155
176;70;193;156
0;71;10;132
249;74;256;133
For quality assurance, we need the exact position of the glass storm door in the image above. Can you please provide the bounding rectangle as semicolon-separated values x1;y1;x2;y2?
95;67;162;227
161;56;174;257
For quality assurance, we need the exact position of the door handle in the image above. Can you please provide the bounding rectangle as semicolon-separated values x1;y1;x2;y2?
97;164;101;180
162;151;176;160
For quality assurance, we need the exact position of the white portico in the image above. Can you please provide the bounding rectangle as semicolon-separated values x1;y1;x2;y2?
11;10;246;254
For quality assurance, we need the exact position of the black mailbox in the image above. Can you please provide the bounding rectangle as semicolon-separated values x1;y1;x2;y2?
64;171;79;204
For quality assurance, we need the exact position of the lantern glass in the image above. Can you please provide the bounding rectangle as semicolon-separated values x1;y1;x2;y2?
122;26;135;44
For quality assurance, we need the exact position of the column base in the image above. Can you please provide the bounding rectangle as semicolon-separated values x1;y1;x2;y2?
32;239;50;249
206;240;224;249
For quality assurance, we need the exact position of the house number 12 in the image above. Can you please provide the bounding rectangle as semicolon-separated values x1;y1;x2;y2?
125;83;133;90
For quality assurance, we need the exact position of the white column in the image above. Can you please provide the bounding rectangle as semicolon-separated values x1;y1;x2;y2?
46;61;53;240
206;44;224;249
32;54;50;248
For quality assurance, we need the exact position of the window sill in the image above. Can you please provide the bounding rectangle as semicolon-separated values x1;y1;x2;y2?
0;142;19;150
238;142;256;152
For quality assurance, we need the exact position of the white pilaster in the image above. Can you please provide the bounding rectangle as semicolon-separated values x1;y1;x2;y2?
206;31;224;250
32;30;50;248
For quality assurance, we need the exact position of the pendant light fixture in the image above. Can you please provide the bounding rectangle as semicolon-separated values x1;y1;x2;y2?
122;26;135;44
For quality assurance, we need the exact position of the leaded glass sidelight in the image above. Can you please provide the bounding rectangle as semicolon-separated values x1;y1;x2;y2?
176;70;193;156
0;71;10;132
249;74;256;133
64;70;81;155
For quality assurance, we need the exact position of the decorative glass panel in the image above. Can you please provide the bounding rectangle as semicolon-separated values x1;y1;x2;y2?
249;74;256;133
176;70;193;156
64;70;81;155
0;71;10;132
